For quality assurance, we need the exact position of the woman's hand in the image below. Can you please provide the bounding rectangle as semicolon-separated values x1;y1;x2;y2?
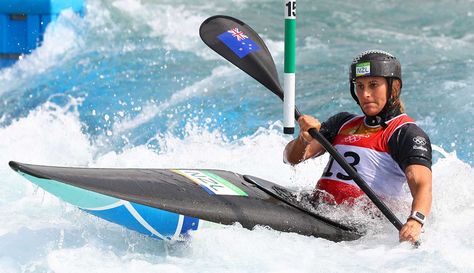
284;115;325;165
399;219;423;243
297;115;321;144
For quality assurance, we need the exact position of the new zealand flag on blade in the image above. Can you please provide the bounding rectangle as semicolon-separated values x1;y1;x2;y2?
218;28;260;58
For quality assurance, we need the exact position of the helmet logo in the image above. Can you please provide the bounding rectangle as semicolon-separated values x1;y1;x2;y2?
355;62;370;77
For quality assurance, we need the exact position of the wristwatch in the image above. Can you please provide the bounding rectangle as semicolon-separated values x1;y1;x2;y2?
408;211;426;226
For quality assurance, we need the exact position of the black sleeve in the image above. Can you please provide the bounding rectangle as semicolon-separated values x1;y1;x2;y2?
388;123;432;171
319;112;357;143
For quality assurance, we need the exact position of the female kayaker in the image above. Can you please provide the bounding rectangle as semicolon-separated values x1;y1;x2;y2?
284;50;432;243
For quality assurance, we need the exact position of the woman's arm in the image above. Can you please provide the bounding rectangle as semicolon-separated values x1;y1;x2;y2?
399;164;432;243
283;115;326;165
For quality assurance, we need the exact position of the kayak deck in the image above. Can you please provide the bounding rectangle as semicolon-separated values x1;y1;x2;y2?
9;161;362;241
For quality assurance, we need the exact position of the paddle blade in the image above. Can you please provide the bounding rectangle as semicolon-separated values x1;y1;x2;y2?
200;15;283;99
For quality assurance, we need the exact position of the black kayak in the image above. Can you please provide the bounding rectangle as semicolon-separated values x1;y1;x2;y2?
9;161;362;241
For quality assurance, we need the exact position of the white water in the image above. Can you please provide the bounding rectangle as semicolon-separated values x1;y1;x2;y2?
1;0;474;272
1;103;474;273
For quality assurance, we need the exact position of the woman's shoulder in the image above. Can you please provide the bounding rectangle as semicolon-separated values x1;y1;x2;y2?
320;112;360;142
386;113;429;136
387;121;432;170
391;122;431;143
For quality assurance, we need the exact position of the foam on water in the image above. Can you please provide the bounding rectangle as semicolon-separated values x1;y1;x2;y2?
1;102;473;272
109;0;284;60
111;0;208;54
1;0;474;272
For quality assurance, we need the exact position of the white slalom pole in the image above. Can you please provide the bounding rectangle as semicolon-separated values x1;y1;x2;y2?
283;0;296;134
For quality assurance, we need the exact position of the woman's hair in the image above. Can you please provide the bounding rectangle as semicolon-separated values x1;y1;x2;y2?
391;79;405;113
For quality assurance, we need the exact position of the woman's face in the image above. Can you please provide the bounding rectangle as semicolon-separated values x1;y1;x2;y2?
355;76;388;116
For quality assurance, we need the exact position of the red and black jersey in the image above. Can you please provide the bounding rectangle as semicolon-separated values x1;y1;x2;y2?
315;112;432;204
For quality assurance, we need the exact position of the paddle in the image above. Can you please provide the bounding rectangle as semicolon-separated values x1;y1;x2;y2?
199;15;405;233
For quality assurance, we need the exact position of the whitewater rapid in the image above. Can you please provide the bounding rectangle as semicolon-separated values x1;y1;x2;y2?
1;103;473;273
1;0;474;272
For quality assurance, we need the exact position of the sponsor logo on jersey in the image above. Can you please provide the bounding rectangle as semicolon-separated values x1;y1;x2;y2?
412;136;428;151
413;145;428;151
173;170;248;196
343;134;370;143
413;136;427;146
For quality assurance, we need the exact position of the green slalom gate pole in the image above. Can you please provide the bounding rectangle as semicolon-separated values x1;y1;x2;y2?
283;0;296;134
